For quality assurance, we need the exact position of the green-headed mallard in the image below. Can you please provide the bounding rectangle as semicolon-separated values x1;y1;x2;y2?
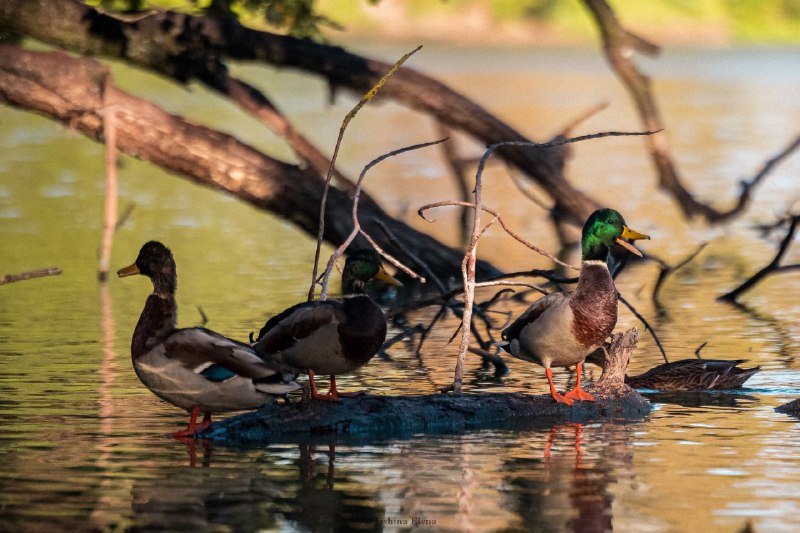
502;208;650;405
624;359;760;391
252;248;401;401
118;241;300;437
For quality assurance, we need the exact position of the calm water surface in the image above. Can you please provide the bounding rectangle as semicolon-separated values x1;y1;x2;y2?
1;44;800;532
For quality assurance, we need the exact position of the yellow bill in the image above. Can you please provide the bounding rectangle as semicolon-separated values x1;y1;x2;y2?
615;226;650;257
375;265;403;287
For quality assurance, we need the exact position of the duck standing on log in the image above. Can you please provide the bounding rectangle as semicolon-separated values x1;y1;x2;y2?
502;208;650;406
118;241;301;437
252;249;402;401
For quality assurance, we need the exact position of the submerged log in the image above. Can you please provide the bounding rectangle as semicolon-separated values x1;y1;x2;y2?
200;328;649;443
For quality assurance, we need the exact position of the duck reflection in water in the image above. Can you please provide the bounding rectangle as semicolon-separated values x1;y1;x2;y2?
274;439;385;533
502;423;636;533
128;439;384;531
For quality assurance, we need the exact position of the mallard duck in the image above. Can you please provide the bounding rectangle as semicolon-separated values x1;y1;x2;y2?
118;241;300;437
624;359;761;391
502;208;650;405
252;248;401;401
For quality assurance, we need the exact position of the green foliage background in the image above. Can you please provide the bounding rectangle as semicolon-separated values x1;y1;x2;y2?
84;0;800;44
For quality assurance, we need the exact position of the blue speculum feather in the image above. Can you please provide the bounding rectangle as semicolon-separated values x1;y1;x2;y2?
199;364;236;382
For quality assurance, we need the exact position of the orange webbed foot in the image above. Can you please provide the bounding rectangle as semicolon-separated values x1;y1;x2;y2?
564;387;595;402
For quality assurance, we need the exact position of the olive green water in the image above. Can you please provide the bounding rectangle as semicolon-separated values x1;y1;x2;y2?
1;44;800;532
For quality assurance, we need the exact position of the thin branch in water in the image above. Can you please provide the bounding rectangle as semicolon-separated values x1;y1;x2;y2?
582;0;799;223
196;306;209;327
0;267;62;286
114;203;135;232
318;139;442;300
718;214;800;303
309;45;423;302
556;101;610;136
694;341;707;359
467;346;509;377
617;291;668;363
651;242;707;312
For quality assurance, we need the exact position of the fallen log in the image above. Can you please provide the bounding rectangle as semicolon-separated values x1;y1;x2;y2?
200;328;649;443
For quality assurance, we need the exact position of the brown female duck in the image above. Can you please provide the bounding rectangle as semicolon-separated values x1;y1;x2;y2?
625;359;761;391
252;249;401;401
118;241;300;437
502;208;650;405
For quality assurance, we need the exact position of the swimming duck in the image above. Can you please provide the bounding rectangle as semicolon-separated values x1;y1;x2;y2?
118;241;300;437
624;359;760;391
502;208;650;405
252;248;401;401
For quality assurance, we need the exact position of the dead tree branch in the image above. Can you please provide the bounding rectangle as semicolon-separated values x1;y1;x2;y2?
0;0;606;227
311;45;422;301
582;0;799;222
0;267;63;286
718;214;800;303
0;45;493;280
318;139;439;300
651;243;708;312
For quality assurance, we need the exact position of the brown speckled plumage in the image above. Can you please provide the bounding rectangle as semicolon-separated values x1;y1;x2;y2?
624;359;760;391
569;262;618;348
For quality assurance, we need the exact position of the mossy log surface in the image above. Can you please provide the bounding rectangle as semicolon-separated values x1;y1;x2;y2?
200;329;650;443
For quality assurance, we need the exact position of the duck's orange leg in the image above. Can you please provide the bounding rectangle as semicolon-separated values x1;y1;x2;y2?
308;369;341;401
327;375;362;398
171;406;213;438
564;363;595;402
546;368;574;406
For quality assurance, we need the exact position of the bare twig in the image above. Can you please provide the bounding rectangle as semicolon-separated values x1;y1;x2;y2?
718;214;800;303
318;139;441;300
419;201;579;271
309;45;422;302
651;242;708;311
554;101;610;137
435;123;473;246
694;342;707;359
374;219;448;294
617;292;668;363
114;203;135;232
0;267;62;285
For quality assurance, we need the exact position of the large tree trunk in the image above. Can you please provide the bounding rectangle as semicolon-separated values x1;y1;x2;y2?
0;44;497;279
0;0;600;227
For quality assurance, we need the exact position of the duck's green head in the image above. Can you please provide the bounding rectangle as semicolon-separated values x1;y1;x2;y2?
117;241;177;295
581;208;650;262
342;249;403;294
